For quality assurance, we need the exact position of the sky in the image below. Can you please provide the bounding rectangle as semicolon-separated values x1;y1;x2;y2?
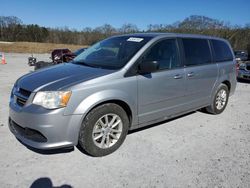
0;0;250;30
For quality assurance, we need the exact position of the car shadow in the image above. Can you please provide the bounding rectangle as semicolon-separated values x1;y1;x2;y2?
128;111;197;135
30;177;72;188
18;110;208;156
76;144;93;157
17;138;74;155
237;78;250;84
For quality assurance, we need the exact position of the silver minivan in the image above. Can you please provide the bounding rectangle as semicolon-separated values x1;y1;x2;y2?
9;33;237;156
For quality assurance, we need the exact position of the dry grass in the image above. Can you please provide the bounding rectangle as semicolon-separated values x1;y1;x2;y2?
0;41;88;53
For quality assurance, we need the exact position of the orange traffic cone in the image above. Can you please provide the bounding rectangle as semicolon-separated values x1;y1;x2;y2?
1;53;6;65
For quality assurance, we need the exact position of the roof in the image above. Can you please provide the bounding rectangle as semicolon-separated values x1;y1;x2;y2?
116;32;225;41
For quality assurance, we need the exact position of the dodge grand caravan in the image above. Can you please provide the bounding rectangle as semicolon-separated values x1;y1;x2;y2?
9;33;236;156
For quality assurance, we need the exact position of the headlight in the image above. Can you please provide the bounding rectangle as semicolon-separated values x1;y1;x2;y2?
10;84;17;99
33;91;71;109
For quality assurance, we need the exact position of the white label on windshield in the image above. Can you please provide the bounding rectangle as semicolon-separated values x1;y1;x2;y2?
127;37;144;42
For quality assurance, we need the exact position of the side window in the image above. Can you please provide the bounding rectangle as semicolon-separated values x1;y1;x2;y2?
143;39;181;70
211;40;233;62
182;38;211;66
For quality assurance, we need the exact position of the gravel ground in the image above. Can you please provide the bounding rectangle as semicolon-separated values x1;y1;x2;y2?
0;53;250;188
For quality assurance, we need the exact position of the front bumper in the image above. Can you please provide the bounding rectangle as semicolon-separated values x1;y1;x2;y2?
237;70;250;80
9;101;83;150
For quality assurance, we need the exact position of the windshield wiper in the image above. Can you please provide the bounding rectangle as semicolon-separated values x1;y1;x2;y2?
72;60;118;70
72;60;89;66
72;60;105;69
72;60;100;68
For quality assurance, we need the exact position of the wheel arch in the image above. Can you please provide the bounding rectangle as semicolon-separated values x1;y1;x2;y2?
222;80;231;92
210;78;231;106
84;99;133;127
72;90;136;128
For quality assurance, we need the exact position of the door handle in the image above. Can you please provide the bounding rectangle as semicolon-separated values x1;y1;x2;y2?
174;74;182;79
187;72;194;77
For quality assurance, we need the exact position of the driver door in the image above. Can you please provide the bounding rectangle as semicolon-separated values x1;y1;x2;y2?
137;38;187;124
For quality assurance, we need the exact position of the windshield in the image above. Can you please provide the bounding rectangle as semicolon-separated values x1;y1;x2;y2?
74;48;87;56
73;36;151;69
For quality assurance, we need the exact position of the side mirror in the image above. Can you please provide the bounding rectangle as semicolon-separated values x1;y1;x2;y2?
138;60;159;74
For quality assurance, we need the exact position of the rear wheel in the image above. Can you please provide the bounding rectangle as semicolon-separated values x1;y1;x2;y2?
78;103;129;157
205;83;229;114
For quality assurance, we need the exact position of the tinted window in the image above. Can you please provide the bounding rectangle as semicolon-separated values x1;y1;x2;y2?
182;38;211;66
143;39;180;70
211;40;233;62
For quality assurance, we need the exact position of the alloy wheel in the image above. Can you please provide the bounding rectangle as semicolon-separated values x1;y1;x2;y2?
92;113;123;149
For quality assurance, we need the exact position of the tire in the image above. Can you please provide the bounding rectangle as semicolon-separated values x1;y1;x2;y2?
78;103;129;157
205;83;229;114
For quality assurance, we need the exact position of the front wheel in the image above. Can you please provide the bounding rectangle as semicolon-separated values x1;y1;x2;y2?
205;83;229;114
78;103;129;157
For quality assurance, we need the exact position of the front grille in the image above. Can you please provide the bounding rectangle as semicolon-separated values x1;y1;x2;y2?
9;118;47;143
19;88;31;97
14;87;31;107
16;97;26;106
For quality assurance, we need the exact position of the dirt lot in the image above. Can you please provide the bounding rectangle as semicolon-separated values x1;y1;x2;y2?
0;53;250;188
0;41;86;53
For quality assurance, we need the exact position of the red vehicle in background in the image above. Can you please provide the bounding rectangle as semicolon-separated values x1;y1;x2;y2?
52;48;73;63
28;48;87;70
60;48;87;63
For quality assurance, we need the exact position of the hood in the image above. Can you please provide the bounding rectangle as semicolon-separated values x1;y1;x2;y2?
17;63;116;92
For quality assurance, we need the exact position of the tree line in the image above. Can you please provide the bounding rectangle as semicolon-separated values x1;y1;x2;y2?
0;15;250;51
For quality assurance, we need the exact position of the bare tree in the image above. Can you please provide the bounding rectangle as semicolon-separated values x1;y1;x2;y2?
0;15;250;52
119;23;139;33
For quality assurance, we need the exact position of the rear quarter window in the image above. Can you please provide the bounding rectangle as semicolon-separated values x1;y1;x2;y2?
182;38;211;66
211;40;233;62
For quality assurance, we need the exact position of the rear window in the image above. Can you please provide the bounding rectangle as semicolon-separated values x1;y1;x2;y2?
211;40;233;62
182;38;211;66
